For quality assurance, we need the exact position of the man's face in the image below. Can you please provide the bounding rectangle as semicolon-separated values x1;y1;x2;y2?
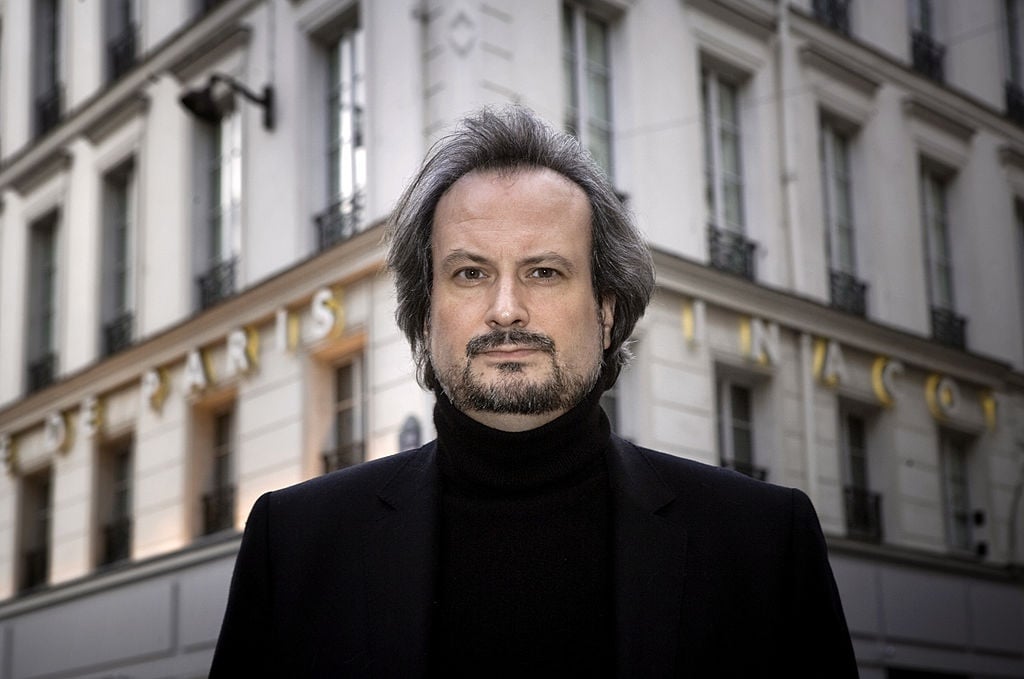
427;167;614;432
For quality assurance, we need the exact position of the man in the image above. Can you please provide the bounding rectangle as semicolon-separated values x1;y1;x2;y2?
210;106;858;677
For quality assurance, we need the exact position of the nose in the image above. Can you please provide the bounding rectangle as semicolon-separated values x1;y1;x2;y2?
485;277;529;328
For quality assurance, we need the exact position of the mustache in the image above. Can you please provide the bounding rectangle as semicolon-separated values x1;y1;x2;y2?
465;329;556;357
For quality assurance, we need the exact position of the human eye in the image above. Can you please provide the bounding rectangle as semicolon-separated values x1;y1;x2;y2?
528;267;560;280
454;267;486;282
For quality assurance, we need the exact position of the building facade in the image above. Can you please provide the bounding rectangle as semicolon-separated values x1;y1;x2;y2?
0;0;1022;676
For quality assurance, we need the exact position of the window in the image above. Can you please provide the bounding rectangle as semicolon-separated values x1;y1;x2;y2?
841;411;882;541
920;166;966;349
201;408;236;535
26;211;59;394
315;25;367;251
909;0;945;82
195;109;242;310
716;379;765;480
323;361;365;473
821;120;867;315
563;2;613;177
703;68;756;280
812;0;852;36
98;438;133;566
19;469;52;593
101;161;135;356
1009;1;1024;124
32;0;62;137
940;432;972;552
104;0;137;82
1018;200;1024;360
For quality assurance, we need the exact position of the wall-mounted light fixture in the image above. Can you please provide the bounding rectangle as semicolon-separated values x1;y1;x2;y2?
179;73;275;130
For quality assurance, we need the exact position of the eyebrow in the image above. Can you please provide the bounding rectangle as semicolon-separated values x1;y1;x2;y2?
439;249;578;274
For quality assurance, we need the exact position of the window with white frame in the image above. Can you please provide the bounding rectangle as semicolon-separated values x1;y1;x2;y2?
104;0;137;82
201;406;236;535
323;359;365;473
195;109;242;310
940;431;972;552
316;23;367;251
32;0;62;137
26;211;59;394
98;437;133;567
821;121;856;276
562;2;613;177
1008;0;1024;87
1018;199;1024;360
716;378;765;480
101;161;135;356
908;0;945;82
19;468;52;593
821;119;868;315
703;69;745;235
840;410;882;541
921;167;954;310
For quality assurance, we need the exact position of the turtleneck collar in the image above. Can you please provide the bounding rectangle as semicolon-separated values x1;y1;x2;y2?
434;384;611;497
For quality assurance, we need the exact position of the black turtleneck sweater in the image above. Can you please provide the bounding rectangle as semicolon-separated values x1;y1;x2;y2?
431;387;615;677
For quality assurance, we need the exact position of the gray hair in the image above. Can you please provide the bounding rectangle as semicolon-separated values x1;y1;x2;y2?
386;105;655;392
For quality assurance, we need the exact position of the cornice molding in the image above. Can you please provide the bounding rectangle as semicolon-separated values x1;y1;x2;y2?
0;222;387;434
650;247;1014;389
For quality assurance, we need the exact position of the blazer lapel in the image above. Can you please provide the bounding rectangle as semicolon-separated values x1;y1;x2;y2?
364;443;439;678
606;438;688;679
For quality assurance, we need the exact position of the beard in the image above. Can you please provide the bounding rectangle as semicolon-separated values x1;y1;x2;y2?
432;327;602;416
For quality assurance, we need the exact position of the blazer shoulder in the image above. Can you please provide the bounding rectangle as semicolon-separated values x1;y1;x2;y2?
612;436;802;515
264;442;437;514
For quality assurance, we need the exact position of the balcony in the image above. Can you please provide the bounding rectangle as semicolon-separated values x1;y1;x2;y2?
21;547;48;593
707;224;757;281
103;311;134;357
315;193;365;252
34;86;62;138
106;26;137;82
722;458;767;482
27;352;58;394
101;517;132;566
812;0;851;36
844;486;882;542
828;269;868;317
323;441;366;474
911;30;945;83
930;305;967;350
202;485;236;535
197;257;238;310
1006;82;1024;126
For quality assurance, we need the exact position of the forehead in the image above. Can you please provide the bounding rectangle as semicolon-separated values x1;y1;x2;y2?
431;167;593;251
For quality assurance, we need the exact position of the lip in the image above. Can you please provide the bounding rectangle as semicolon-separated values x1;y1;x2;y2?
477;348;541;360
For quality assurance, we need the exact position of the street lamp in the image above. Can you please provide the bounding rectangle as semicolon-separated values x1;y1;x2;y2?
179;73;275;130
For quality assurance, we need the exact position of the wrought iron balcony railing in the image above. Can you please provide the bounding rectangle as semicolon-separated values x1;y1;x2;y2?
103;311;134;357
707;224;757;281
812;0;851;36
27;352;58;394
930;305;967;350
829;269;868;317
323;441;366;474
106;26;137;82
101;517;132;566
1007;82;1024;126
844;485;882;542
202;485;236;536
315;193;365;252
21;547;48;593
197;257;238;310
911;30;945;83
34;86;63;138
722;458;767;482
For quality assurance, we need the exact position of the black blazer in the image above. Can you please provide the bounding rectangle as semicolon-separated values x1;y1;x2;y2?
210;437;858;677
